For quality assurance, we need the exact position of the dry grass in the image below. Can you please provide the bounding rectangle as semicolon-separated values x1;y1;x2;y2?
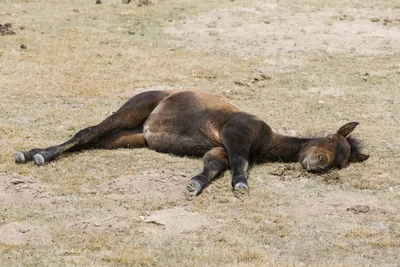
1;0;400;266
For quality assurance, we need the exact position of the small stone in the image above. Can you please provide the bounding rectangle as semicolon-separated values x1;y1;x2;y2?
139;0;149;5
96;0;102;4
20;44;27;49
10;179;28;185
73;8;79;13
234;80;249;86
251;68;272;80
371;18;380;22
347;205;370;214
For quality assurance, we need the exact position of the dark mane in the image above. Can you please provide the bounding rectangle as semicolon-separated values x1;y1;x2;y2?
347;135;363;156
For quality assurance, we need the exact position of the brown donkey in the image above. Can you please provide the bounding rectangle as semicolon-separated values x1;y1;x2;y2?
14;90;369;197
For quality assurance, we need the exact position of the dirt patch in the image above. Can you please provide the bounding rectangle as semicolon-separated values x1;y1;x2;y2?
97;170;187;202
0;172;54;248
143;207;208;234
165;4;400;60
0;222;51;246
67;215;133;233
0;171;53;204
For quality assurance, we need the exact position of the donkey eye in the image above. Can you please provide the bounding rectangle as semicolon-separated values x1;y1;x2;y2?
325;136;333;142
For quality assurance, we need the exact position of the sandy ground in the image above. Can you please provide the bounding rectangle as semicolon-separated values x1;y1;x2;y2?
0;0;399;266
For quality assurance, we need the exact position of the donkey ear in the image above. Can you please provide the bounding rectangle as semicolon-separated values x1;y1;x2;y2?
349;152;369;163
337;122;359;138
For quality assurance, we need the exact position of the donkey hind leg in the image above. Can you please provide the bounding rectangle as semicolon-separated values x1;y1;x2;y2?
14;129;147;164
185;147;228;197
14;90;169;165
14;111;137;165
84;128;146;150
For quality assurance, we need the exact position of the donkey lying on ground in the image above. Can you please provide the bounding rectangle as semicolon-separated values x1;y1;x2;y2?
14;90;369;197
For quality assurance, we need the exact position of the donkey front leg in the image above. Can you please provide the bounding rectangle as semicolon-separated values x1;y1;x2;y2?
221;116;255;197
185;147;228;197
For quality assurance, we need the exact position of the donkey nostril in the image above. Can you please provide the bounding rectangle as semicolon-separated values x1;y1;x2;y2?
317;154;325;162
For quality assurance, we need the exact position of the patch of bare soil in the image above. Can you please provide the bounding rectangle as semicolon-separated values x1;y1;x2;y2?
0;172;53;204
0;172;54;255
143;207;208;234
97;170;186;202
0;221;51;246
165;3;400;59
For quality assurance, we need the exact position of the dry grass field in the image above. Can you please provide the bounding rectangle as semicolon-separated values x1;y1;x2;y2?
1;0;400;266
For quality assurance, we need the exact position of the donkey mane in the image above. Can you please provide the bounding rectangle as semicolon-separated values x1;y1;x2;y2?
347;135;363;157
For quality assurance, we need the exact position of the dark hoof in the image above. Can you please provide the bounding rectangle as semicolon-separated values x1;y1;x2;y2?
185;180;202;198
234;182;249;199
33;154;45;165
14;152;26;164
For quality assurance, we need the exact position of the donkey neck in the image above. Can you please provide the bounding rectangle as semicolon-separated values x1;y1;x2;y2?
261;133;315;162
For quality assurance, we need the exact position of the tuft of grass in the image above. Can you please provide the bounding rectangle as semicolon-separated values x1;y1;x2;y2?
369;238;400;248
345;228;380;238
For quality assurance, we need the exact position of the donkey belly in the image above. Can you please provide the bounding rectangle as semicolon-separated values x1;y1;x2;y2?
143;126;213;157
142;90;235;157
143;105;213;156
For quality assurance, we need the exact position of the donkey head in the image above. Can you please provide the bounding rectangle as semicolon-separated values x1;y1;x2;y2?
300;122;369;172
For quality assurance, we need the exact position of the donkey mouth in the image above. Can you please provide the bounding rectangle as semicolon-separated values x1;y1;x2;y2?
301;156;314;172
302;157;328;173
305;161;311;172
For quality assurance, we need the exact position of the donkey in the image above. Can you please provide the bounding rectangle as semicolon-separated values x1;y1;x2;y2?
14;90;369;197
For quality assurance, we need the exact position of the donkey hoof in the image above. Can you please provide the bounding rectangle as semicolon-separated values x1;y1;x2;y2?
14;152;26;164
234;182;249;199
33;154;45;165
185;180;202;198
